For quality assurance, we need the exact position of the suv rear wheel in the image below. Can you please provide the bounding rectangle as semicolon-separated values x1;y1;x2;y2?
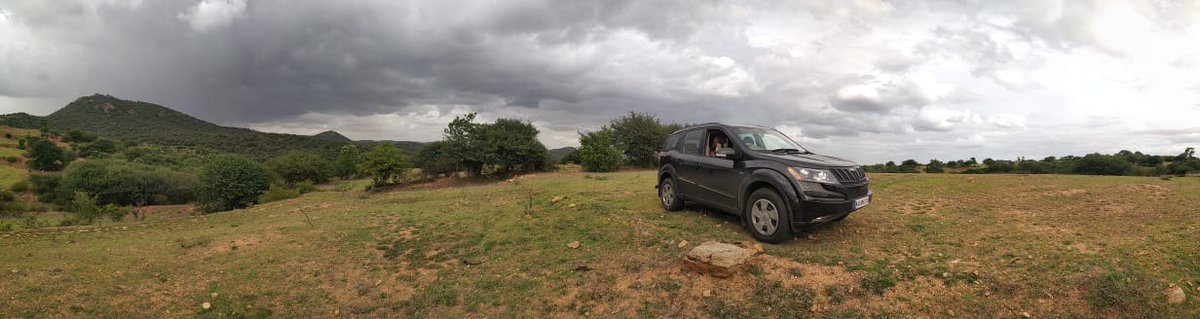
659;177;684;211
745;188;793;244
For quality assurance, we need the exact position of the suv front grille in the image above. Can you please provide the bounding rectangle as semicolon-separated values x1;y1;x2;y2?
831;167;867;183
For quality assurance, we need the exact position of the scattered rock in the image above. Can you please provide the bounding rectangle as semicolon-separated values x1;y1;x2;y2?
1021;311;1031;318
683;241;757;278
201;302;212;310
551;196;564;204
702;289;712;297
947;310;954;316
1166;285;1186;304
567;241;581;249
210;292;219;298
568;203;577;208
806;234;816;240
334;309;340;316
677;240;689;248
731;241;764;254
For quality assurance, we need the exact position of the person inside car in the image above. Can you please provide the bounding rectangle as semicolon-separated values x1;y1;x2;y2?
708;133;730;157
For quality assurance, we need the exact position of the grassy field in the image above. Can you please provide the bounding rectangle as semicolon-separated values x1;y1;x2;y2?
1;171;1197;318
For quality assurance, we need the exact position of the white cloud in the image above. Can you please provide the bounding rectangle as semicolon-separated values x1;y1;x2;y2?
178;0;246;32
986;113;1026;129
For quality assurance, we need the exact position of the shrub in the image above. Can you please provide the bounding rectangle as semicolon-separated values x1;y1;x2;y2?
1074;154;1134;176
0;190;14;202
358;144;410;187
60;159;196;206
197;155;271;213
29;174;65;204
924;159;944;173
26;139;68;171
68;191;102;225
3;156;18;163
8;181;28;193
416;141;460;177
267;151;334;185
578;129;623;172
258;183;306;203
334;144;361;179
104;204;129;222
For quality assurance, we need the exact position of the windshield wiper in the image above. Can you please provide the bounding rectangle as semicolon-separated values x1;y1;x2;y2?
769;148;804;154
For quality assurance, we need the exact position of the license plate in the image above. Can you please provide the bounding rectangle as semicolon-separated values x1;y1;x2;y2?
853;196;870;209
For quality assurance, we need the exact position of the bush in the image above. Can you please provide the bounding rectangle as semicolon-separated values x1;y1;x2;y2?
1074;154;1134;176
267;151;334;185
3;156;18;163
9;181;28;193
68;191;102;225
359;144;410;187
26;139;68;171
258;181;316;203
29;174;65;204
416;141;460;177
578;129;624;172
60;159;196;206
0;190;14;202
924;160;944;173
334;145;361;179
197;155;271;213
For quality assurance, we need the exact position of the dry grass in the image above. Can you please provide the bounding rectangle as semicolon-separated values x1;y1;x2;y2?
0;171;1197;318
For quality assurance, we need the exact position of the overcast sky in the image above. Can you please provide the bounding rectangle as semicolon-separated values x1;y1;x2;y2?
2;0;1199;163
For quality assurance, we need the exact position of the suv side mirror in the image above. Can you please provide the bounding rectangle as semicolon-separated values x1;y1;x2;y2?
715;147;738;159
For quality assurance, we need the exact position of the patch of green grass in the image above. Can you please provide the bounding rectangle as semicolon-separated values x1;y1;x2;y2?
1082;266;1163;317
0;164;24;189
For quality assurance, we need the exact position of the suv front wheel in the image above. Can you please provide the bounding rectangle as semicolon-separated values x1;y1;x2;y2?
659;177;684;211
745;188;793;244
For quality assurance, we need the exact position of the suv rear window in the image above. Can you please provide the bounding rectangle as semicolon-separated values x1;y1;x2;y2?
663;132;683;151
680;129;704;155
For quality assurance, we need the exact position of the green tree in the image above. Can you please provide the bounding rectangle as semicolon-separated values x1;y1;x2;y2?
606;112;677;168
925;159;945;173
26;139;68;171
897;159;920;173
197;155;271;213
441;113;548;177
335;145;361;179
78;138;118;158
416;141;460;177
1073;154;1134;176
577;129;623;172
267;151;334;185
359;144;410;187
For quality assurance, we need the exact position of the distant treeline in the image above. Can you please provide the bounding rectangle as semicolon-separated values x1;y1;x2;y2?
864;148;1199;177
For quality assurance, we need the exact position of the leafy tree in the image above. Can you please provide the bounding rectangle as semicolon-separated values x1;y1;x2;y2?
61;159;196;206
985;160;1015;173
606;112;679;168
267;151;334;185
577;129;623;172
416;141;460;177
63;129;97;143
559;149;581;164
335;145;361;179
26;139;68;171
442;113;548;177
78;138;118;158
359;144;410;187
197;155;271;213
897;159;920;173
1073;154;1134;176
925;159;945;173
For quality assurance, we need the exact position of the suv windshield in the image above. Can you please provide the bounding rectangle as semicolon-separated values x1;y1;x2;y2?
734;127;810;154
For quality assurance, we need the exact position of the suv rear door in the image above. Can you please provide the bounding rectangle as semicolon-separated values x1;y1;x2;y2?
672;129;706;196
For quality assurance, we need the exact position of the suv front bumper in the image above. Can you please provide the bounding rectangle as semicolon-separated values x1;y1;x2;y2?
790;191;871;231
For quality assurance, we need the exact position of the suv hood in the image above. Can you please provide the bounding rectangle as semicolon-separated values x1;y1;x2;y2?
755;152;859;168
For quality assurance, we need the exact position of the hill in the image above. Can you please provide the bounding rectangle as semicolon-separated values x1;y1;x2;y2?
4;94;428;160
0;172;1196;317
548;146;576;161
311;130;352;143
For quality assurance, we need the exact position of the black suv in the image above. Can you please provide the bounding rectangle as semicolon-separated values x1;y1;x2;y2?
656;123;871;243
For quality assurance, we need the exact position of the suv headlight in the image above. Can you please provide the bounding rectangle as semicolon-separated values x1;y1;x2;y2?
787;167;840;185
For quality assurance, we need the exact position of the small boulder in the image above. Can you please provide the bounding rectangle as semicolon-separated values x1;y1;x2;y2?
683;241;757;278
1166;285;1186;304
201;302;212;310
567;241;581;249
678;240;689;248
551;196;564;204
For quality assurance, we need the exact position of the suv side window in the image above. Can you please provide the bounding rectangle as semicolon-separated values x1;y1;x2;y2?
680;129;704;156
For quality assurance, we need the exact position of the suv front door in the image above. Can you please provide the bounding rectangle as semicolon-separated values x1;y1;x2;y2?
693;128;743;212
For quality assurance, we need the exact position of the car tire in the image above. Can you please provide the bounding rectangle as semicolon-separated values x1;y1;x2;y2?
744;188;793;244
659;177;684;211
